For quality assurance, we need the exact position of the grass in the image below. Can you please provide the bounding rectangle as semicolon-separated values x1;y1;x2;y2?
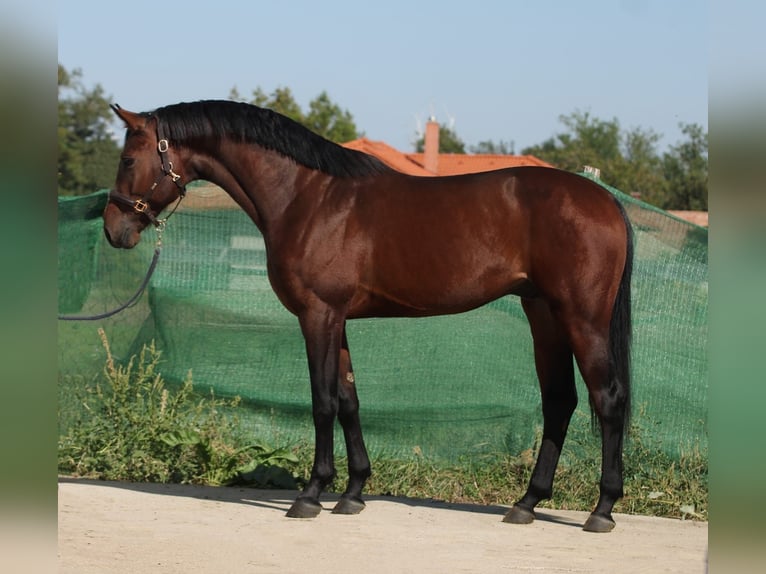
58;333;707;521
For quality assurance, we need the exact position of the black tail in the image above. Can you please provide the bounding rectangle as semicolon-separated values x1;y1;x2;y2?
608;200;633;433
588;199;633;434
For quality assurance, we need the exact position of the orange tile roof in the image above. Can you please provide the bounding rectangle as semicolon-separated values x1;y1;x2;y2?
407;153;553;175
343;138;433;176
343;138;553;176
668;210;708;227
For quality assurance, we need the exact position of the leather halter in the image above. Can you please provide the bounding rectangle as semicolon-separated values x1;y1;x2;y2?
108;117;187;227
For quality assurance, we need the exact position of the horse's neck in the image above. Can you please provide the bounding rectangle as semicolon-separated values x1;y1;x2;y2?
193;141;310;233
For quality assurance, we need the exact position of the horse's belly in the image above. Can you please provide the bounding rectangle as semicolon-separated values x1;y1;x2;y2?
349;271;534;319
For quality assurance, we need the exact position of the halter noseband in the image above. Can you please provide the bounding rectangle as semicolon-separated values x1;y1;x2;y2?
108;116;187;227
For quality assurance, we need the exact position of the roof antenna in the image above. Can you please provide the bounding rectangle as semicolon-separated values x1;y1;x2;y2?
442;104;456;130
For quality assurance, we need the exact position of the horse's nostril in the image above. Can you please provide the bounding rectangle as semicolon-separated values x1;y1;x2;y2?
103;225;114;245
120;228;134;247
103;223;135;248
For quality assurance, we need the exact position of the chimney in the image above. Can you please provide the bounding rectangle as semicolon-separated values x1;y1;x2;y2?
424;116;439;174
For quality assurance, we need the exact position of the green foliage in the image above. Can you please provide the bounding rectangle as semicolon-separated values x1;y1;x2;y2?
470;140;516;154
618;126;665;202
230;85;360;143
414;124;467;154
58;64;121;196
240;85;304;123
305;91;359;143
522;110;708;211
58;329;299;487
660;123;708;211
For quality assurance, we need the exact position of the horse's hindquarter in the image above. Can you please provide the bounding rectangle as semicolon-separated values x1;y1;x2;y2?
513;168;630;318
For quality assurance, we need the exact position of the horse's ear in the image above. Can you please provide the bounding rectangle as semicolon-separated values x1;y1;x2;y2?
111;104;146;131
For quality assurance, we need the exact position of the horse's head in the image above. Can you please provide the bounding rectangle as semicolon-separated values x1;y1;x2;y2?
103;105;187;249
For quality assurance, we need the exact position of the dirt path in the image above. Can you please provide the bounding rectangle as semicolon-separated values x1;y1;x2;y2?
58;478;707;573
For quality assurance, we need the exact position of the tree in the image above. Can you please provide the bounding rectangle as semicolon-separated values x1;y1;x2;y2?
522;110;623;176
305;91;358;143
247;86;304;124
414;125;466;154
470;140;515;154
611;126;666;204
661;123;708;211
521;110;707;210
230;86;360;143
58;64;121;196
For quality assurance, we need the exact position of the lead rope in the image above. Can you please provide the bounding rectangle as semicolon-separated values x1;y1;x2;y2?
60;114;184;321
58;223;165;322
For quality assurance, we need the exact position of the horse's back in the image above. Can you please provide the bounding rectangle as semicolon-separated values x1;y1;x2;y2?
345;167;627;318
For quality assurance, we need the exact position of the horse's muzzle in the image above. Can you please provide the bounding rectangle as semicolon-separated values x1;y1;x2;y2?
103;202;143;249
103;221;141;249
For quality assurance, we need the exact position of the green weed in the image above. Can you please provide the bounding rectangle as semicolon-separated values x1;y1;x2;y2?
299;411;707;521
58;329;299;487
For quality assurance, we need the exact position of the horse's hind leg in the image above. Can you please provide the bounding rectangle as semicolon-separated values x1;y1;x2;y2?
563;309;627;533
332;326;372;514
505;298;578;525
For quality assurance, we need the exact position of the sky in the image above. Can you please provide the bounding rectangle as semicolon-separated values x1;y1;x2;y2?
55;0;711;153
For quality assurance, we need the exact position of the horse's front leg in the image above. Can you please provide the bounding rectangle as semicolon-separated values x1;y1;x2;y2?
286;306;344;519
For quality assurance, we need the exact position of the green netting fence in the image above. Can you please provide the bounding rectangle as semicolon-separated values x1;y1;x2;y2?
58;178;708;463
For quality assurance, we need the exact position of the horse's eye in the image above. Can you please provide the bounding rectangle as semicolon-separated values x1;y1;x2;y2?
122;157;135;168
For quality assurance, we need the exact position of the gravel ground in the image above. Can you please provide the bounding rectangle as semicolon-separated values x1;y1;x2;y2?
58;478;708;573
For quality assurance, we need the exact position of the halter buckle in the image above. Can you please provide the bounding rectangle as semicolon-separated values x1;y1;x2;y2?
134;199;149;213
158;139;169;153
167;161;182;182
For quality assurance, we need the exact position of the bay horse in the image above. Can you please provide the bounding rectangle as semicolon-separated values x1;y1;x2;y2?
103;100;633;532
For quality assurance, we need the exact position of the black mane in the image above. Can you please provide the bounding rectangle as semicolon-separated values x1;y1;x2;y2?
152;100;391;178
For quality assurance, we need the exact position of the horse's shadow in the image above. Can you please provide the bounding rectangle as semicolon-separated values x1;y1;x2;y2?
58;476;583;528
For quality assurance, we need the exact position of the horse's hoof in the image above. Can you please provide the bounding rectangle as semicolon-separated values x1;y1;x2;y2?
332;496;366;515
503;505;535;524
286;497;323;519
583;512;616;533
